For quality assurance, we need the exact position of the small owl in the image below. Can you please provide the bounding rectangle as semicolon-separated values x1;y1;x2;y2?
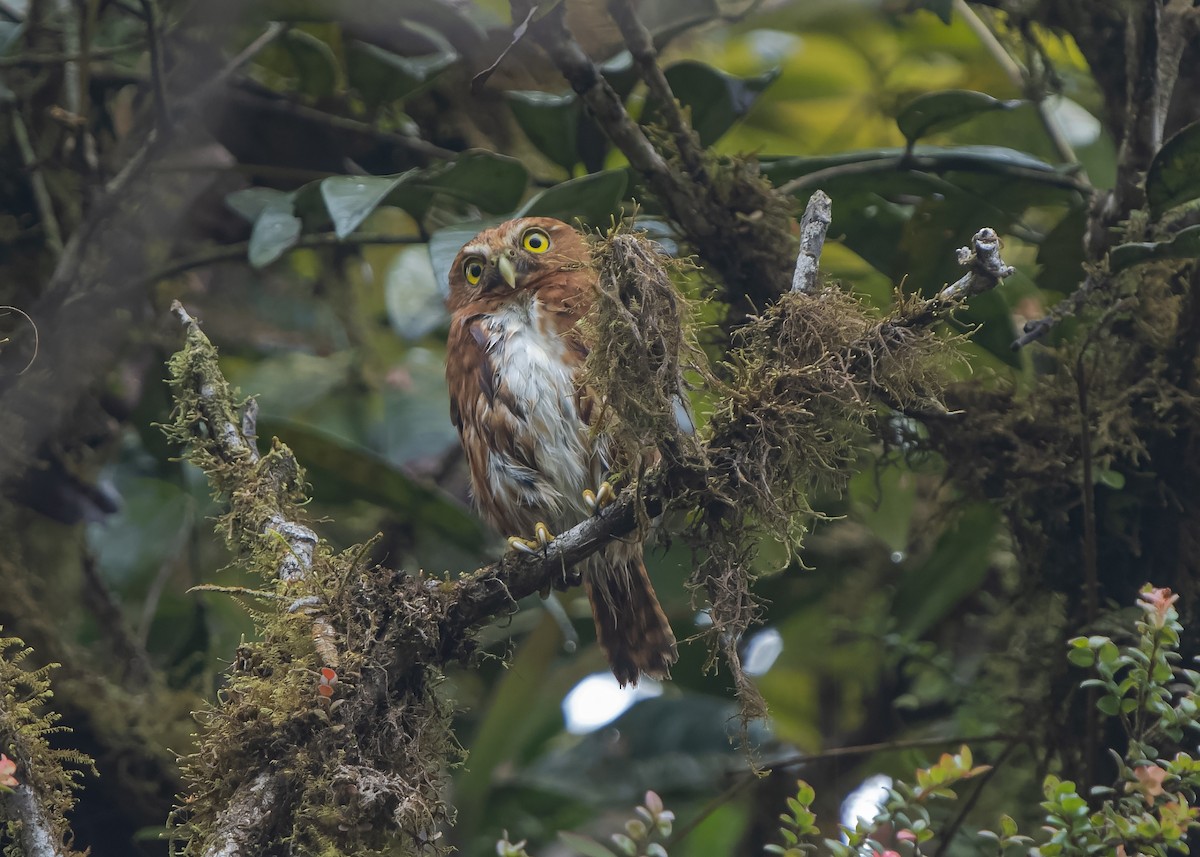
445;217;678;686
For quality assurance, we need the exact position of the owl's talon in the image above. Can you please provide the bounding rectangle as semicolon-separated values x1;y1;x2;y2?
508;536;540;555
507;522;555;555
583;481;617;513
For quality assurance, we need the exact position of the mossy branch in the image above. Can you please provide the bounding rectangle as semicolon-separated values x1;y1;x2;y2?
163;202;1012;853
0;633;93;857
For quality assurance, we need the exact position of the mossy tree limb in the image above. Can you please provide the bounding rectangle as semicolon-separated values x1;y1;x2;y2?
0;634;93;857
165;201;1011;852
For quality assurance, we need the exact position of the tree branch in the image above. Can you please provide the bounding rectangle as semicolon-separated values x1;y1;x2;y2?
607;0;709;182
791;190;831;294
4;784;71;857
938;228;1015;301
145;232;423;285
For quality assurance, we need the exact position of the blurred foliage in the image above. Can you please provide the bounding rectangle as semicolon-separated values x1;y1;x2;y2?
0;0;1198;854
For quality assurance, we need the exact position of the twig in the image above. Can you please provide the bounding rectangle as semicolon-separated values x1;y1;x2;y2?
470;5;535;94
144;232;423;285
7;106;64;256
137;0;170;127
608;0;708;181
938;228;1014;300
1011;273;1101;349
0;41;145;66
791;190;831;294
930;740;1017;857
81;552;156;687
667;734;1015;849
4;785;69;857
221;84;457;162
0;305;39;374
526;3;712;245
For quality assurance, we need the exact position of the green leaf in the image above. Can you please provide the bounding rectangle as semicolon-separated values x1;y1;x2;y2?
248;198;302;268
646;61;779;147
1109;224;1200;272
1067;648;1095;668
321;174;411;238
401;150;528;216
1096;695;1121;716
345;34;458;109
1146;120;1200;217
897;90;1024;144
558;832;618;857
281;28;341;98
518;170;628;227
506;90;581;171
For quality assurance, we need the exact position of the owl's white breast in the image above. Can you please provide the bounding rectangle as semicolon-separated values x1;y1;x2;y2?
480;295;598;527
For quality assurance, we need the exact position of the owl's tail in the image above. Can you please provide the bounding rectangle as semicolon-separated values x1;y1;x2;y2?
584;546;678;687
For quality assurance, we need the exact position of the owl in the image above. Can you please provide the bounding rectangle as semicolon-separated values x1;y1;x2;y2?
445;217;678;687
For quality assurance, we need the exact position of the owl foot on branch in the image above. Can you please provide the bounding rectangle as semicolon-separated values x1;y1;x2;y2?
582;481;616;514
507;521;554;555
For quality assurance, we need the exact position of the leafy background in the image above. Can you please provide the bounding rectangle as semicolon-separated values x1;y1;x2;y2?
1;0;1185;854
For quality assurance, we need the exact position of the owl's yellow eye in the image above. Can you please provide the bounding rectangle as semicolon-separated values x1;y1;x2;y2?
463;257;484;285
522;228;551;254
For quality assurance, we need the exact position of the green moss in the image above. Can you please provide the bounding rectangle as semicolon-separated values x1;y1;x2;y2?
0;632;94;857
165;318;459;856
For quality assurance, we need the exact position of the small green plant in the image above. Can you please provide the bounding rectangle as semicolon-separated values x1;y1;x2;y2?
498;586;1200;857
498;792;674;857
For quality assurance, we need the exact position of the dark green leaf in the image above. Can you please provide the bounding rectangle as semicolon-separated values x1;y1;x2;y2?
321;174;411;238
519;170;628;226
281;28;340;98
506;90;581;171
248;198;302;268
1109;225;1200;272
346;36;458;109
897;90;1024;144
1146;120;1200;217
646;61;779;147
1036;208;1088;294
893;503;998;637
401;150;528;216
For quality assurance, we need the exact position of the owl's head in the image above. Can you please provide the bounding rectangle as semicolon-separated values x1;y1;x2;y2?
446;217;591;311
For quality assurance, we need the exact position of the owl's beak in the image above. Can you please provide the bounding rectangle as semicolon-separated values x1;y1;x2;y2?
497;255;519;289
